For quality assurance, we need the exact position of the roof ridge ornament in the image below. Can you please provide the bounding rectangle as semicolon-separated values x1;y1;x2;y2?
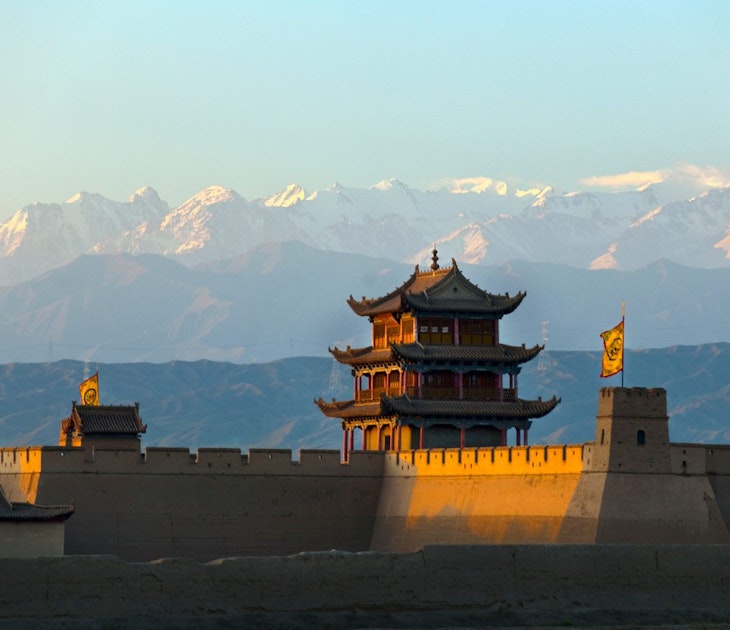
430;247;439;271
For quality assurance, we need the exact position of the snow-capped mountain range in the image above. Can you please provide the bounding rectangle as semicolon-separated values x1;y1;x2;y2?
2;169;729;286
1;167;730;365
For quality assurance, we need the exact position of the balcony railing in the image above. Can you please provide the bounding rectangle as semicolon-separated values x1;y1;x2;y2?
404;386;516;401
356;387;401;403
355;385;517;402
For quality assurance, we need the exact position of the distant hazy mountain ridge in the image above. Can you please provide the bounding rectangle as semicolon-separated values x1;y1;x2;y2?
3;345;730;451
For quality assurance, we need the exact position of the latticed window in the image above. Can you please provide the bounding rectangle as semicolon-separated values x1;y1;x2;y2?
463;371;499;400
422;371;457;398
461;319;495;345
418;317;453;345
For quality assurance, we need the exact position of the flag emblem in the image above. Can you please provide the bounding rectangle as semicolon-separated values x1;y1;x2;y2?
600;321;624;378
79;372;99;406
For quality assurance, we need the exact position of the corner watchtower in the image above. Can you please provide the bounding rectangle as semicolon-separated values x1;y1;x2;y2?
590;387;670;473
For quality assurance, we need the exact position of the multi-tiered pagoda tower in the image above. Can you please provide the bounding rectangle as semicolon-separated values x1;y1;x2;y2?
316;250;559;460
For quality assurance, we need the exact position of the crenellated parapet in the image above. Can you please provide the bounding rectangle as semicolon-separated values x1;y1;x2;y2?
387;445;585;477
0;446;384;479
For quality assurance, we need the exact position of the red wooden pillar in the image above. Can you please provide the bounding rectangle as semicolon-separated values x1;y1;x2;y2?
501;426;507;446
342;428;349;462
515;427;521;446
460;425;465;449
419;423;424;449
523;428;529;446
349;427;355;453
362;426;367;450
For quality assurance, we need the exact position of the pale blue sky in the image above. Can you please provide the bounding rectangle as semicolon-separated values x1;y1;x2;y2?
1;0;729;216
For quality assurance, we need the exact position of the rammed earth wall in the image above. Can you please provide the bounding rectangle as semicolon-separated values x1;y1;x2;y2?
1;546;730;625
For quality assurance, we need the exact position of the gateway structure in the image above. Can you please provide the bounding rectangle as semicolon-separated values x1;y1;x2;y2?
316;250;559;460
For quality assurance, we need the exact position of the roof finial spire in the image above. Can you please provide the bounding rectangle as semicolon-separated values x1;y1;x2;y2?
430;246;439;271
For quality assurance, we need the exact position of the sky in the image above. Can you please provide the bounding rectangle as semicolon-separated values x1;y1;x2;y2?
1;0;729;218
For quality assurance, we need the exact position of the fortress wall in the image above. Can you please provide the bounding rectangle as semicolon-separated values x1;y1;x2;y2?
709;475;730;532
0;521;66;558
0;447;44;503
0;446;386;562
562;471;730;544
670;444;709;474
2;545;730;623
370;449;584;551
707;445;730;473
595;472;730;543
705;446;730;528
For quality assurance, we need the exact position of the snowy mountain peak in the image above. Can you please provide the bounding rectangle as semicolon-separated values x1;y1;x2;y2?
264;184;306;208
65;191;97;204
129;186;161;203
184;185;241;206
370;178;405;191
517;186;552;199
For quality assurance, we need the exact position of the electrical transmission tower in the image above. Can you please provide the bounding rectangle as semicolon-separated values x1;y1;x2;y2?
537;320;552;372
326;344;344;399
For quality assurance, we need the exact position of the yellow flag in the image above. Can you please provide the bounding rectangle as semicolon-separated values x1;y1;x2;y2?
79;372;100;406
600;320;624;378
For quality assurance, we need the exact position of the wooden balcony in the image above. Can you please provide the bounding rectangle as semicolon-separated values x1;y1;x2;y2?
355;386;517;403
405;386;516;401
356;387;401;403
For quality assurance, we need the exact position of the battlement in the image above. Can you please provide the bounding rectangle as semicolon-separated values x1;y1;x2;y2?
0;445;384;478
387;445;585;476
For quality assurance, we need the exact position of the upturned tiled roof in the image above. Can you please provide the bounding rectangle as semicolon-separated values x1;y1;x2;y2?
314;398;383;419
391;343;542;364
330;343;542;367
63;403;147;436
314;395;559;421
346;260;525;317
0;486;74;522
381;395;560;420
329;346;393;366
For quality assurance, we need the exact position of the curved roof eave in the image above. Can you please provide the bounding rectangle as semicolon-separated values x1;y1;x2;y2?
381;395;560;420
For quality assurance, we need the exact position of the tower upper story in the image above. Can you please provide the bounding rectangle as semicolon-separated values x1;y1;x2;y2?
346;251;525;352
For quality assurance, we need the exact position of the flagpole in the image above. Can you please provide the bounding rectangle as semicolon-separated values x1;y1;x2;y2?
621;302;626;388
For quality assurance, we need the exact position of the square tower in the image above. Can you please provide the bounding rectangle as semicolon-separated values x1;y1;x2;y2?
589;387;670;473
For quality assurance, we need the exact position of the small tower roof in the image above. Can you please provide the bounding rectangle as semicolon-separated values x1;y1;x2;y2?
60;402;147;437
347;254;525;318
0;486;74;523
